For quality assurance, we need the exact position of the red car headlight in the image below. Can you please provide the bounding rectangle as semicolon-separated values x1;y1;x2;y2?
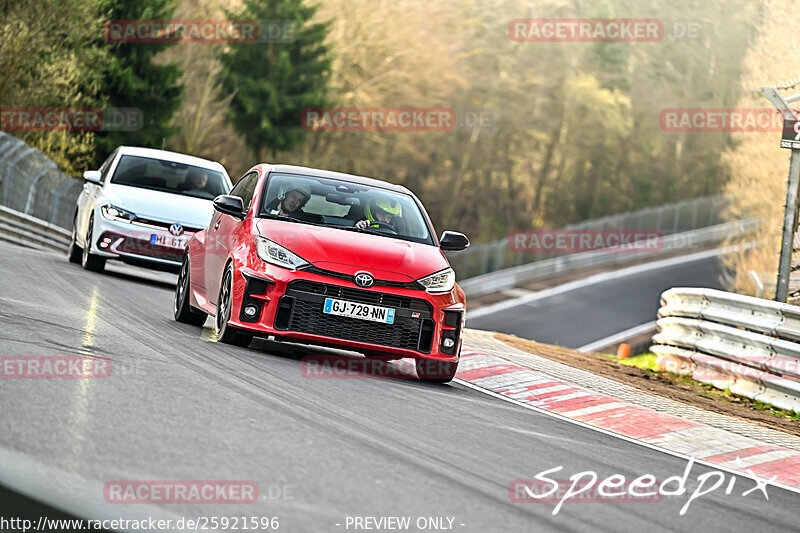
255;237;309;271
417;268;455;293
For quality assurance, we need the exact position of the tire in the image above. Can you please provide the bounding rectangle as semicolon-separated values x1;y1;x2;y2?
81;216;106;272
416;357;459;383
174;256;208;326
215;264;252;347
67;213;82;264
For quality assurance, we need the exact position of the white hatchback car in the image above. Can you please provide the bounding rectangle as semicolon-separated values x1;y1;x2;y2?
69;146;232;272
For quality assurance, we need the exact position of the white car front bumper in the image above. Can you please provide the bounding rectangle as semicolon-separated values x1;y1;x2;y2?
89;211;197;267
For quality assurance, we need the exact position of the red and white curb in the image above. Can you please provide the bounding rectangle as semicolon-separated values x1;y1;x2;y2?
454;349;800;491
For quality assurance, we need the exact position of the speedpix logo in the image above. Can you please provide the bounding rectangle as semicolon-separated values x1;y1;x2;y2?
510;459;773;516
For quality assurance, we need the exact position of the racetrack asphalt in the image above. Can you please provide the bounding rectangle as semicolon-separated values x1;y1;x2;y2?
0;242;796;532
466;254;725;348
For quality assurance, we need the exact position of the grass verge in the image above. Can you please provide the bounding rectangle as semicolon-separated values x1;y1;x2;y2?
603;351;800;421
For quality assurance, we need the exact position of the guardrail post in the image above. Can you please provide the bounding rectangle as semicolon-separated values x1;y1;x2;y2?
51;179;77;225
480;246;490;276
3;145;35;207
24;162;57;216
673;201;682;234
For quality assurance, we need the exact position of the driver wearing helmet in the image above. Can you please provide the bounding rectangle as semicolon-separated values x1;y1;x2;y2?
355;196;402;230
266;183;312;217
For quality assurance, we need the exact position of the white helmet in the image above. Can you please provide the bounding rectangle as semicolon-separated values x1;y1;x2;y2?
279;183;312;203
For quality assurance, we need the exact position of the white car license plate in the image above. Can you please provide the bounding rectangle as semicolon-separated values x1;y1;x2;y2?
323;298;395;324
150;234;186;249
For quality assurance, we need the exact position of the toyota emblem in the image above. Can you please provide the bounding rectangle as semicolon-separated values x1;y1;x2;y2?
169;223;184;236
353;272;374;288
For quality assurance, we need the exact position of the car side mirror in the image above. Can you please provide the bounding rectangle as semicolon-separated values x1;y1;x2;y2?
83;170;102;184
440;231;470;251
213;195;246;219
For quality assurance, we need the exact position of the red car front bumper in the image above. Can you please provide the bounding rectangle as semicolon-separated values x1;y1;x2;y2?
217;262;465;363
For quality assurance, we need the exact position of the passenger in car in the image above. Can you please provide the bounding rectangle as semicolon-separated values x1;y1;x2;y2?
265;184;312;218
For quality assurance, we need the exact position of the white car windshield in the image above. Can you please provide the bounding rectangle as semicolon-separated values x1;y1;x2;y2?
258;173;435;245
110;154;229;200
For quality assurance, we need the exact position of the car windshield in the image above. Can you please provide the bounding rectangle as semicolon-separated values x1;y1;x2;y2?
258;173;434;245
110;154;229;200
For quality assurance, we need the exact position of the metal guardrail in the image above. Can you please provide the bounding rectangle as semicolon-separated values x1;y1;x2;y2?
458;219;759;298
0;131;83;229
652;287;800;412
446;195;729;280
0;205;70;253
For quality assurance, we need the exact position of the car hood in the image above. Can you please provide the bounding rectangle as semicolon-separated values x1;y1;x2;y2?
103;184;214;228
255;219;448;281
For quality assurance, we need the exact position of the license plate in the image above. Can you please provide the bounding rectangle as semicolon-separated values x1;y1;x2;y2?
150;234;186;249
323;297;395;324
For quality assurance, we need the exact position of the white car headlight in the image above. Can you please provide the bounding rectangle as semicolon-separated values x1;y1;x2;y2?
256;237;309;270
417;268;455;293
101;204;136;222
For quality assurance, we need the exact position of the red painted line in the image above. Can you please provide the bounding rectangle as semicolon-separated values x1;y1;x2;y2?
575;406;699;439
458;350;800;490
746;456;800;484
519;381;565;391
703;445;783;464
547;395;619;413
456;364;523;381
524;387;581;401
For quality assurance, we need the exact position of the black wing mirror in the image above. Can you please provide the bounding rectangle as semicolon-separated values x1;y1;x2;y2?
213;195;246;219
440;231;470;251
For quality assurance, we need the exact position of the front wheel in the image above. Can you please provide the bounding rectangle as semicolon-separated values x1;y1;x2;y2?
215;264;252;347
174;256;208;326
416;357;459;383
81;216;105;272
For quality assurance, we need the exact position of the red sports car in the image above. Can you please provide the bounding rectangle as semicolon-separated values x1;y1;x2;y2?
173;164;470;382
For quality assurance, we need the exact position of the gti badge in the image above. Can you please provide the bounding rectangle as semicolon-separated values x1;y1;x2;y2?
169;223;184;236
353;271;374;288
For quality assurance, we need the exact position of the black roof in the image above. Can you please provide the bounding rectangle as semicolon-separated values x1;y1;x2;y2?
266;164;411;195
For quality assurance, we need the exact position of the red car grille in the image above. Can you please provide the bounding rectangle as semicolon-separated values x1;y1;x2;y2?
277;281;434;353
